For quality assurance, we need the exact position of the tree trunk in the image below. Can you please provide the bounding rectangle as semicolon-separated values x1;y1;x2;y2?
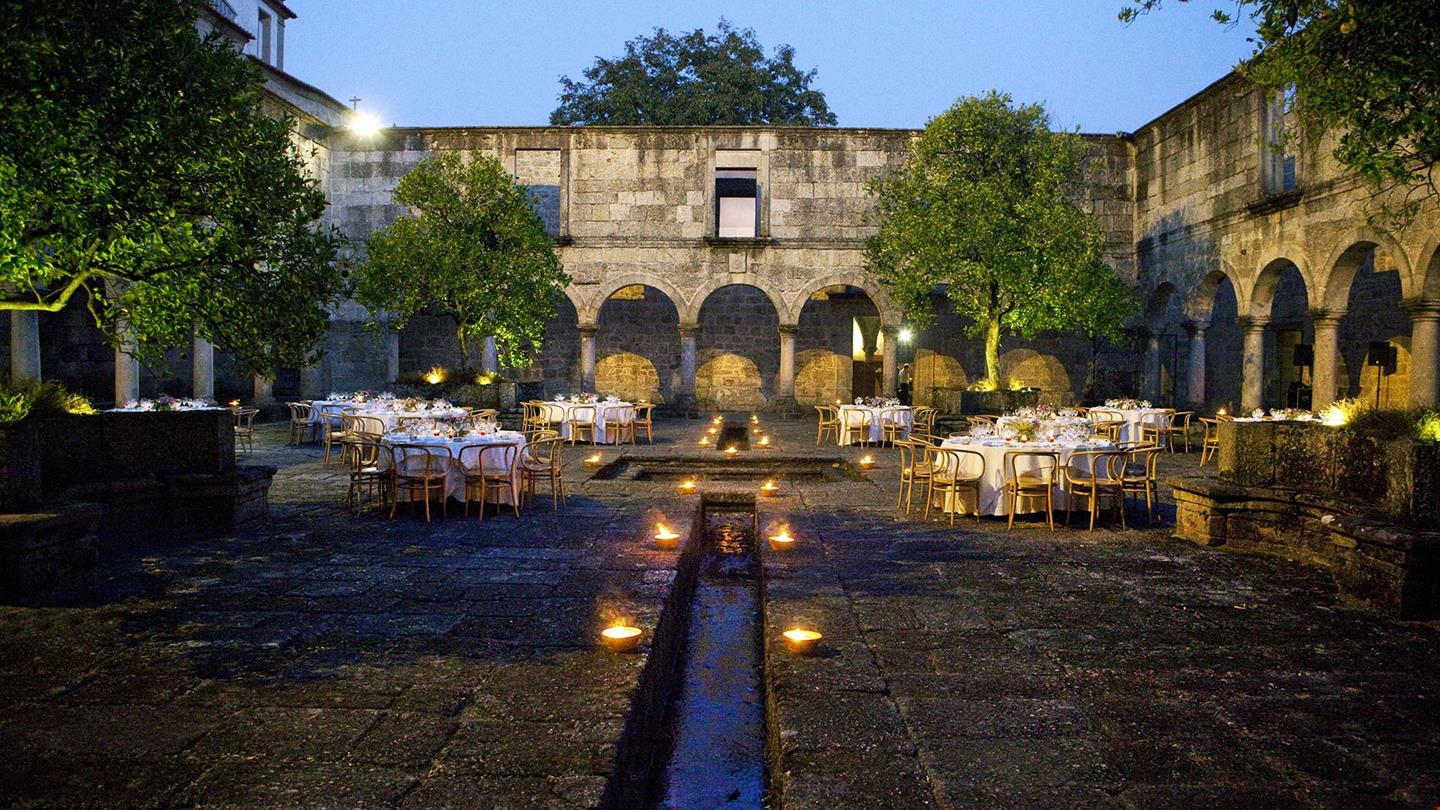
984;314;1002;389
455;326;470;368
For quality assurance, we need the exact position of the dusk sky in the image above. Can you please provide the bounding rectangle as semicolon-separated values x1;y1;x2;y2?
286;0;1258;133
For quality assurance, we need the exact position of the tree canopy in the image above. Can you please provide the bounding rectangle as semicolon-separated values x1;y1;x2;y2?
1120;0;1440;226
865;93;1134;389
351;153;570;369
550;20;836;126
0;0;345;377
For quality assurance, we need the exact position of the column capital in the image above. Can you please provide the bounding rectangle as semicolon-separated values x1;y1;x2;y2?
678;322;701;337
577;323;598;337
1400;297;1440;320
778;323;799;336
1182;319;1208;337
1308;308;1345;326
880;324;901;337
1236;315;1270;331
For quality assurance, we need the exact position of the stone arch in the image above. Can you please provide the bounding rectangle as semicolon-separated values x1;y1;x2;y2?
1184;267;1238;324
1145;282;1178;324
793;283;883;405
1247;253;1313;318
1319;227;1412;313
588;273;689;326
785;273;902;327
685;279;785;325
1410;235;1440;301
595;283;682;404
694;283;782;410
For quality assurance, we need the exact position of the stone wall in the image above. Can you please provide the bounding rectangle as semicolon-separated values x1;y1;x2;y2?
596;286;680;403
695;285;779;410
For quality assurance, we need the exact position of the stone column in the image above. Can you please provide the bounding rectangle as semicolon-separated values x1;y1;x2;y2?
1310;311;1343;409
774;324;798;411
1238;315;1269;411
578;324;597;392
677;323;698;413
1405;300;1440;408
1144;332;1162;402
300;364;326;400
8;311;41;385
252;374;275;405
881;326;899;398
191;334;214;401
1183;321;1206;410
481;336;499;375
385;328;400;384
114;345;140;406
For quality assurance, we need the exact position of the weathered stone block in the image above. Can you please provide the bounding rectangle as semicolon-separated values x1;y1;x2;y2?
1218;420;1274;487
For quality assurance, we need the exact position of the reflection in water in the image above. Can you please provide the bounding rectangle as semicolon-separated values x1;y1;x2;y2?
652;511;765;809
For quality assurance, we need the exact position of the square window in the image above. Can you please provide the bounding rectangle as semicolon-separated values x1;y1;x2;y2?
716;168;757;238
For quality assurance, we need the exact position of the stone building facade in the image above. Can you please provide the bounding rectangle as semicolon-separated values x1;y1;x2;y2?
7;16;1440;413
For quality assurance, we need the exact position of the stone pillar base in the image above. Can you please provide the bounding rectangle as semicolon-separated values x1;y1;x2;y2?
670;394;698;419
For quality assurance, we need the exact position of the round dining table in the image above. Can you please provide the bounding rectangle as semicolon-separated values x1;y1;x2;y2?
837;404;913;446
1088;407;1170;443
380;430;527;505
935;436;1117;516
539;400;635;444
310;400;469;432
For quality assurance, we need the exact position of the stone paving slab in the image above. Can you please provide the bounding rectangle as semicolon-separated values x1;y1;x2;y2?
1;415;1437;808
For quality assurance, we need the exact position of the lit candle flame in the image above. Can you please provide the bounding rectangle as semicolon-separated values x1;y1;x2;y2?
760;480;778;495
724;445;738;456
859;455;875;466
782;628;822;654
601;625;642;652
679;479;697;492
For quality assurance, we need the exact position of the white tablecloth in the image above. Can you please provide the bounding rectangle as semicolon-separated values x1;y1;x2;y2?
936;437;1116;516
837;405;913;446
311;401;469;432
1089;408;1170;443
381;431;526;505
539;401;634;444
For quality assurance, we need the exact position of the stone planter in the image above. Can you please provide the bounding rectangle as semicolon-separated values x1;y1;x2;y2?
958;389;1040;416
100;410;235;479
0;423;44;511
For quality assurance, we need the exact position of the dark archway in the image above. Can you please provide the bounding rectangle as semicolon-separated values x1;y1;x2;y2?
595;285;681;404
694;284;780;411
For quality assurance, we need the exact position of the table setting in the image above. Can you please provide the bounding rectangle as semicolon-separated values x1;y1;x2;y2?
379;419;527;505
542;393;635;443
110;396;226;412
311;391;469;432
936;414;1115;516
837;397;912;446
1089;398;1170;442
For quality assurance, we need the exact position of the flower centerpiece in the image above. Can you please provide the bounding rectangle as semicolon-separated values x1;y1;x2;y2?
401;397;420;412
353;390;372;404
1269;408;1314;422
152;395;179;412
570;392;597;404
1000;416;1041;442
1104;398;1150;410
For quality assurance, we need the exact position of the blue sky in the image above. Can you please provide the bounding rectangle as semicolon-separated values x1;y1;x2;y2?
286;0;1257;132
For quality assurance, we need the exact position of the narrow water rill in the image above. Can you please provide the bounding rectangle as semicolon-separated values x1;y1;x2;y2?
647;492;768;810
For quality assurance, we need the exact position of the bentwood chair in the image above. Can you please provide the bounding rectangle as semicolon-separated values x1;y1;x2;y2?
1157;411;1194;452
601;404;636;445
879;407;909;446
1003;450;1058;530
1199;415;1229;466
924;446;985;526
1120;444;1163;524
321;406;353;465
912;407;938;438
469;408;500;422
234;408;260;455
634;403;656;443
895;438;933;516
286;401;315;445
346;438;390;514
841;408;874;446
524;427;560;445
966;415;995;431
459;443;521;520
815;405;840;445
568;405;597;445
1138;409;1178;452
520;436;566;508
1090;411;1124;443
1062;450;1127;531
520;402;543;433
390;444;450;522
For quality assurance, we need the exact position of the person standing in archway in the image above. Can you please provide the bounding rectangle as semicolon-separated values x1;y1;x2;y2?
898;362;913;406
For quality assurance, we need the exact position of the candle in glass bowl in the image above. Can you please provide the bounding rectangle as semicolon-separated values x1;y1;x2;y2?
757;435;771;448
768;529;796;551
707;426;718;435
654;524;681;549
858;455;875;470
697;436;712;447
782;628;822;655
228;399;241;409
601;624;642;652
584;454;603;469
712;415;723;425
678;479;697;494
723;445;739;458
750;414;759;424
759;480;779;497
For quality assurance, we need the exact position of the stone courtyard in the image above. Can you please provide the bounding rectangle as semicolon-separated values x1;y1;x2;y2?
2;417;1437;809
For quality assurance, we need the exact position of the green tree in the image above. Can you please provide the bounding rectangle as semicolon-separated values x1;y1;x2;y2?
0;0;344;376
865;93;1135;389
352;153;570;369
551;20;836;126
1120;0;1440;225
